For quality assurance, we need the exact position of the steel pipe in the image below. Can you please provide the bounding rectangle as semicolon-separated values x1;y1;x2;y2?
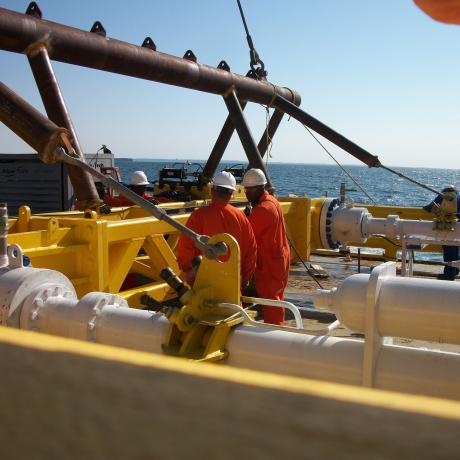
0;80;71;161
226;326;460;401
3;264;460;401
0;7;300;106
27;43;100;209
315;272;460;345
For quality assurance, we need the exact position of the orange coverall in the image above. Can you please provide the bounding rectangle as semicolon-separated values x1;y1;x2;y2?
177;200;257;286
248;191;290;325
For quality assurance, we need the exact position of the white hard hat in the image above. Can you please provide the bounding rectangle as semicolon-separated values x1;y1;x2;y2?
242;168;267;187
129;170;149;186
212;171;236;190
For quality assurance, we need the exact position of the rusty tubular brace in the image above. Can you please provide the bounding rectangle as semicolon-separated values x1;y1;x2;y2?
224;89;273;190
0;81;72;162
27;43;101;208
0;7;300;107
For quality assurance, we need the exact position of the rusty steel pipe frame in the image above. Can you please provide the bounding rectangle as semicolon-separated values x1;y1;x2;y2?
0;7;384;171
27;43;100;208
0;80;72;161
203;100;248;182
0;80;227;259
203;104;284;181
0;7;300;107
223;90;273;190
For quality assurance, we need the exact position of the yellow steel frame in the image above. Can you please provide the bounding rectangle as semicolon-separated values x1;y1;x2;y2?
162;233;243;361
6;197;444;307
6;198;310;307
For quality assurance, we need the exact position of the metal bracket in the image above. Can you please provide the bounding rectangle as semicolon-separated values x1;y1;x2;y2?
25;2;42;19
141;37;157;51
246;69;258;80
90;21;106;37
183;50;197;62
217;61;230;72
7;244;25;269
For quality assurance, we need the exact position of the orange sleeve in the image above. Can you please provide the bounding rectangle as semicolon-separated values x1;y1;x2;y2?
177;212;201;271
240;218;257;285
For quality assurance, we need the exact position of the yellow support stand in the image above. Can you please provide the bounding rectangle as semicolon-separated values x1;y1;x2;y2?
162;233;243;362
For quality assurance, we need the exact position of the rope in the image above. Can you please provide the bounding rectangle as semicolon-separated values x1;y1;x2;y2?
380;165;441;196
302;124;377;205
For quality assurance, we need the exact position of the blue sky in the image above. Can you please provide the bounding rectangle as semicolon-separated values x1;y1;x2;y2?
1;0;460;168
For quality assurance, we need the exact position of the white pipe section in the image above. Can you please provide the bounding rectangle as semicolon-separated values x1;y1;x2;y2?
226;326;460;401
361;215;459;240
329;203;460;246
314;272;460;345
4;262;460;401
90;306;169;352
20;289;170;354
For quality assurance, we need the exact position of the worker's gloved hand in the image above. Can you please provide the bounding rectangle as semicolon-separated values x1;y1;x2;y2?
244;204;252;216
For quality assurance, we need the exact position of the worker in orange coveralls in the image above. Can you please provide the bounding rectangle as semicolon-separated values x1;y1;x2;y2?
177;171;257;287
104;170;156;207
242;168;290;325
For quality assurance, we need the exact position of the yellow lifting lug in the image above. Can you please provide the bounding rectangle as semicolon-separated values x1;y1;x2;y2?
433;191;458;231
162;232;243;361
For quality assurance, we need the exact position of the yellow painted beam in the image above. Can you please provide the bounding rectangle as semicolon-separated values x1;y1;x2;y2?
0;327;459;459
108;237;145;292
118;281;173;307
143;234;179;275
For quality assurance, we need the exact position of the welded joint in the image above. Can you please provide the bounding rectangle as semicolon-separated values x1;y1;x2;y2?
25;41;47;58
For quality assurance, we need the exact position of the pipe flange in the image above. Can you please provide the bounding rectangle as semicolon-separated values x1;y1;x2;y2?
83;293;129;342
21;283;76;331
319;198;340;250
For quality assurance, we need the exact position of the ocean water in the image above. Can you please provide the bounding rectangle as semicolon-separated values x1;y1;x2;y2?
115;158;459;207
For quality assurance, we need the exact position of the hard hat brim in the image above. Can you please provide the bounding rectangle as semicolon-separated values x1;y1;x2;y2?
212;183;236;191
